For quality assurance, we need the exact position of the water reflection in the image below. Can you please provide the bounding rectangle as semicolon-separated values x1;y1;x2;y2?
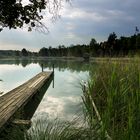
0;64;41;93
0;59;91;122
0;59;91;72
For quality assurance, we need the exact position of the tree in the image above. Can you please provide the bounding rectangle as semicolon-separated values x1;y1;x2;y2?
136;34;140;49
21;48;28;56
39;47;48;56
107;32;117;44
89;38;98;56
89;38;97;47
0;0;68;32
15;50;20;56
107;32;117;55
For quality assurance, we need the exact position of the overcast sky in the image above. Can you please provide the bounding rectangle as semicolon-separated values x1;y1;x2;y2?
0;0;140;51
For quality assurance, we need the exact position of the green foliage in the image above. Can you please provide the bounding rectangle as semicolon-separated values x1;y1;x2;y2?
0;0;68;32
39;47;48;56
26;119;84;140
83;58;140;139
1;118;102;140
107;32;117;44
21;48;28;56
0;49;38;58
90;38;97;47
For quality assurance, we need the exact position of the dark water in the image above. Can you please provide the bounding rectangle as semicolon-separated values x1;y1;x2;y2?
0;59;90;121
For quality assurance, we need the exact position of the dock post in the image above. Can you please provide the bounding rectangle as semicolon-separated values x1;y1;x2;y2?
53;64;54;74
41;64;43;72
52;64;54;88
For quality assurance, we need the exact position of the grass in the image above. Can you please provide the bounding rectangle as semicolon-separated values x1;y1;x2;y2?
26;119;88;140
3;118;101;140
83;58;140;140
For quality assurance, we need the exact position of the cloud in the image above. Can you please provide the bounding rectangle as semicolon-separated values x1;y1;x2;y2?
66;22;76;31
33;95;81;120
65;32;77;39
0;0;140;49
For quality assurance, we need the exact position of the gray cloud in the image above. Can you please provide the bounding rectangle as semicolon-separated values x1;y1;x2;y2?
0;0;140;50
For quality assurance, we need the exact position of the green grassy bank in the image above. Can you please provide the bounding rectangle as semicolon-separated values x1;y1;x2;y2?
83;58;140;139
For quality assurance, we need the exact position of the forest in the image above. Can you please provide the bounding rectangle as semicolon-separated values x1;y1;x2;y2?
0;32;140;58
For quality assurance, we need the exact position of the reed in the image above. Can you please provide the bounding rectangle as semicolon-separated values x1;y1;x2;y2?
82;58;140;139
6;117;100;140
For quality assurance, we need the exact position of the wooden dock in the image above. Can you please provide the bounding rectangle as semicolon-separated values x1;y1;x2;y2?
0;71;53;131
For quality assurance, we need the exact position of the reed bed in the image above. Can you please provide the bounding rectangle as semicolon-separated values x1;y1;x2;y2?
83;58;140;140
6;118;100;140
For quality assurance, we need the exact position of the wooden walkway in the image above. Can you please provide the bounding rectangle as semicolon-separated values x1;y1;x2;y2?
0;71;53;130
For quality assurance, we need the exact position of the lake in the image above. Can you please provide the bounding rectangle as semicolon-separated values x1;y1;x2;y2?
0;59;89;122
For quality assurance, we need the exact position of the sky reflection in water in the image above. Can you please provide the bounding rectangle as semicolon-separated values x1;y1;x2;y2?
0;60;89;121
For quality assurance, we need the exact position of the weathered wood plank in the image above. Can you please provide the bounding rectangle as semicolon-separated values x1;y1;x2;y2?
0;71;53;130
12;119;31;128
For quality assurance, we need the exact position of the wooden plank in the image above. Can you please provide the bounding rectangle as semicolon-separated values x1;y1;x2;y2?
0;71;53;130
12;119;31;128
29;76;45;88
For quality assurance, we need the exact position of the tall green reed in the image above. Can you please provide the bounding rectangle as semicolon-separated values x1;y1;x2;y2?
82;58;140;140
5;117;101;140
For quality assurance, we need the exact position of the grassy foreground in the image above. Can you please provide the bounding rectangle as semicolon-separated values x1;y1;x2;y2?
5;118;100;140
83;58;140;140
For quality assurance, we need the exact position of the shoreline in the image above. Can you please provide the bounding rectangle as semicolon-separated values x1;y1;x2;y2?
0;56;139;62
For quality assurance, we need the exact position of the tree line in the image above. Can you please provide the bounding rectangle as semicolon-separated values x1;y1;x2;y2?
38;32;140;57
0;48;38;58
0;32;140;58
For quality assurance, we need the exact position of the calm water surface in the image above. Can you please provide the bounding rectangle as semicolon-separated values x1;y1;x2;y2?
0;59;89;122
